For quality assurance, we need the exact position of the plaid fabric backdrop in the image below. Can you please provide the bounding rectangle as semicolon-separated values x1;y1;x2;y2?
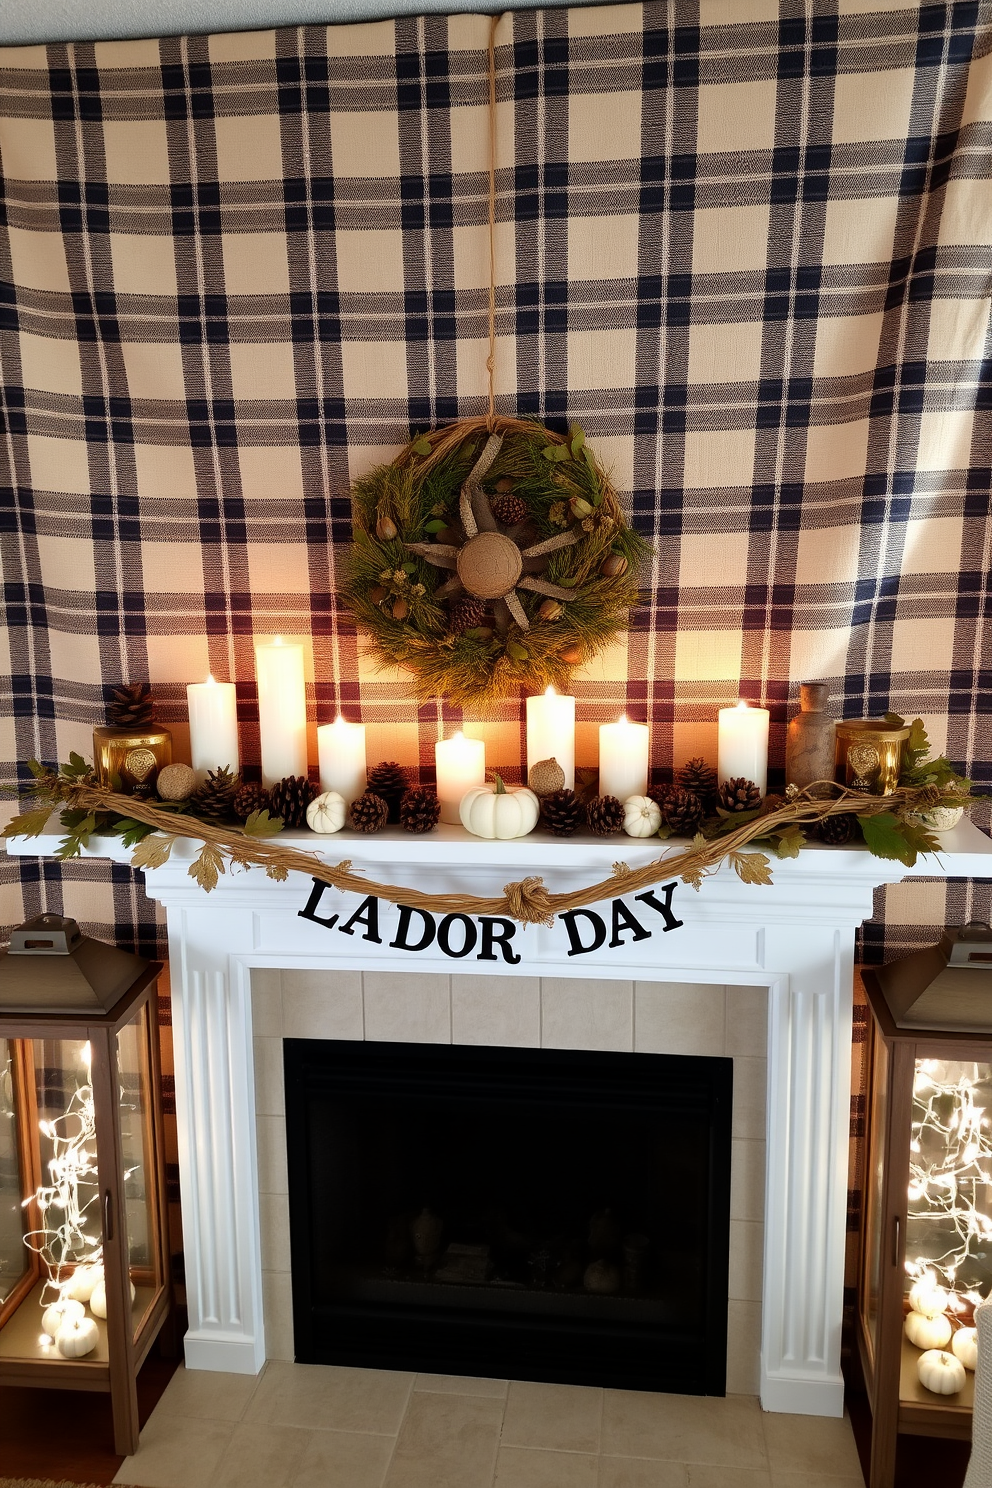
1;0;990;963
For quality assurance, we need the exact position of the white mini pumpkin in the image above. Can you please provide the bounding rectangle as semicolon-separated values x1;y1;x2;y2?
905;1309;951;1351
306;791;347;834
952;1326;979;1371
623;795;662;837
56;1314;99;1358
66;1262;103;1304
459;776;540;840
89;1277;136;1320
909;1275;949;1319
42;1297;84;1338
917;1348;966;1395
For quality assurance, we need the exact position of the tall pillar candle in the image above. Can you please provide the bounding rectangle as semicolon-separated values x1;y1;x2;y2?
598;715;649;801
435;731;485;824
187;676;240;783
317;716;367;804
254;637;308;787
526;687;575;789
718;700;769;796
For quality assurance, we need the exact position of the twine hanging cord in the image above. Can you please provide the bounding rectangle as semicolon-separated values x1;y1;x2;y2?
9;776;969;929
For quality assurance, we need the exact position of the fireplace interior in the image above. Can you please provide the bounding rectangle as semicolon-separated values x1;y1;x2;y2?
285;1037;732;1394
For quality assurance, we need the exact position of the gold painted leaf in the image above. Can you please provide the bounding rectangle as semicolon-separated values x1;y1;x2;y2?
729;850;773;885
3;806;54;839
188;842;225;892
265;863;289;882
130;834;175;870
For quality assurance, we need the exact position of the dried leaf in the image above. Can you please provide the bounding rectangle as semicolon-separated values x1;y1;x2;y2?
131;834;175;870
681;868;704;891
611;861;631;880
506;642;529;661
412;437;432;457
729;850;773;885
691;832;707;849
243;808;284;838
188;842;225;892
424;519;447;534
2;806;54;839
773;825;805;859
265;863;289;882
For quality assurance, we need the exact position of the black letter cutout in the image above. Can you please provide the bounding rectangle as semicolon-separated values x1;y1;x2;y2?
478;917;521;965
561;908;607;957
337;894;382;943
390;904;436;953
298;878;339;930
437;913;478;959
609;898;652;948
634;883;684;933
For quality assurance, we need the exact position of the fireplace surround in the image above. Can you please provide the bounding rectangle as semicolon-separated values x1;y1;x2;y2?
8;817;992;1418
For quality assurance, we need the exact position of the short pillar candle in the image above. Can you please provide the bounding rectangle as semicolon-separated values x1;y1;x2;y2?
317;716;367;805
718;700;769;796
598;715;649;801
254;636;308;787
187;676;240;783
526;687;575;790
435;731;486;825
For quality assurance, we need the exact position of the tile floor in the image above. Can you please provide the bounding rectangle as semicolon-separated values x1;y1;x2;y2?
113;1362;866;1488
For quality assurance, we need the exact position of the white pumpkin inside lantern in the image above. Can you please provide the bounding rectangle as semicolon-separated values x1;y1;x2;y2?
905;1310;952;1351
909;1275;949;1319
89;1276;136;1320
917;1348;966;1395
41;1297;84;1338
952;1326;979;1371
55;1314;99;1358
66;1262;103;1304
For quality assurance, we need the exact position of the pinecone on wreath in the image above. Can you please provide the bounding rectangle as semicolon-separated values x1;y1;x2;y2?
107;681;156;727
190;766;240;823
814;812;858;846
348;791;389;833
366;761;409;822
662;789;705;837
541;788;585;837
677;757;718;809
399;787;441;833
268;774;317;829
718;777;762;813
586;794;625;836
489;490;528;527
233;782;270;822
449;597;487;635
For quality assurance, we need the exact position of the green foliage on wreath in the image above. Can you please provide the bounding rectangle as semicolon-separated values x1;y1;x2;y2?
342;417;650;708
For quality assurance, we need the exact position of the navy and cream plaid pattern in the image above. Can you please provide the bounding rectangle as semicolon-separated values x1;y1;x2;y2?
1;1;990;960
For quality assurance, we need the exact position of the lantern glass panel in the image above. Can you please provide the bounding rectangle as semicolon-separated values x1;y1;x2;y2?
906;1057;992;1309
0;1040;29;1302
117;1005;162;1336
862;1028;890;1369
32;1038;102;1277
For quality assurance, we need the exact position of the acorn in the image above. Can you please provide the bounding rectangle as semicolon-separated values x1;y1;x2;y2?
495;477;514;493
392;598;409;620
376;512;398;541
570;496;593;519
537;599;563;622
600;554;628;578
370;585;388;604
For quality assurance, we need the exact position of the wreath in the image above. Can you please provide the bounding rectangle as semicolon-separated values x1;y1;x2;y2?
343;416;650;708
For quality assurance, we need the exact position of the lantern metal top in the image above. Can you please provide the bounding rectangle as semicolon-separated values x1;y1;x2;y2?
873;922;992;1034
0;914;150;1015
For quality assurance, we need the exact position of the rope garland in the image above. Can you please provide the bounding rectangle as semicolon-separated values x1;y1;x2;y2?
8;775;971;928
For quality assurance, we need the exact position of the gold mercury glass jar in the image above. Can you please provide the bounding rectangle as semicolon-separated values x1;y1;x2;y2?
834;719;910;796
93;683;172;796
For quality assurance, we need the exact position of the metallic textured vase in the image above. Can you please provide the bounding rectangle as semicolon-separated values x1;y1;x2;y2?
834;719;909;795
92;725;172;796
785;682;836;795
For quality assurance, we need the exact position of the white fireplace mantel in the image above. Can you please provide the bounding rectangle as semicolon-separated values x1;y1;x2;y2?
9;818;992;1418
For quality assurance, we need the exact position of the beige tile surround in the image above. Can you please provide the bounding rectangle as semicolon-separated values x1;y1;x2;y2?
251;969;766;1394
115;1363;865;1488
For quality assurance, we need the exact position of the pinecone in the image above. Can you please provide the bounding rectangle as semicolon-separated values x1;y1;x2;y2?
586;794;625;836
541;788;585;837
233;782;270;822
759;792;786;817
662;788;705;836
268;774;317;829
190;766;240;823
449;597;487;635
648;781;675;811
815;812;858;845
677;757;718;807
107;681;155;727
490;491;528;527
399;786;441;833
718;777;762;813
366;761;409;822
348;791;389;833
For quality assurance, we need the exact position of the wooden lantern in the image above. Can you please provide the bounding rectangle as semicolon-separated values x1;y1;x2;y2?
857;924;992;1486
0;914;171;1454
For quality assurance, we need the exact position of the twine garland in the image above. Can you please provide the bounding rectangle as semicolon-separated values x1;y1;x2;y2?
14;776;970;928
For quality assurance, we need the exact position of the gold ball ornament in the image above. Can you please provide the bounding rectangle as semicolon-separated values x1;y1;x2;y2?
156;762;197;801
528;757;566;796
456;531;523;601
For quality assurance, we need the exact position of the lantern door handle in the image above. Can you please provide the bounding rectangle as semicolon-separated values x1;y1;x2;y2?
892;1215;900;1267
104;1190;114;1242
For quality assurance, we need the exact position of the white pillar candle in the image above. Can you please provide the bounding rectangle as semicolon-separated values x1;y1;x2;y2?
187;675;240;783
254;636;308;787
317;715;367;805
526;687;575;790
718;700;770;796
598;715;649;802
435;731;485;825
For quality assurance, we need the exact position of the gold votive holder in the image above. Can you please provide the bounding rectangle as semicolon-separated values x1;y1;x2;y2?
834;719;909;796
93;725;172;796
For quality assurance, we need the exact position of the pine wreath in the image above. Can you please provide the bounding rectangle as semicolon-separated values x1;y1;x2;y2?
344;416;649;708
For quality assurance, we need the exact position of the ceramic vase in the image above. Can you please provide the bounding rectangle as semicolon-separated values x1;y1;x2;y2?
785;683;836;795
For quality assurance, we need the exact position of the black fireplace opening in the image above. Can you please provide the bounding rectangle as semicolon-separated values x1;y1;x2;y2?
285;1037;733;1395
